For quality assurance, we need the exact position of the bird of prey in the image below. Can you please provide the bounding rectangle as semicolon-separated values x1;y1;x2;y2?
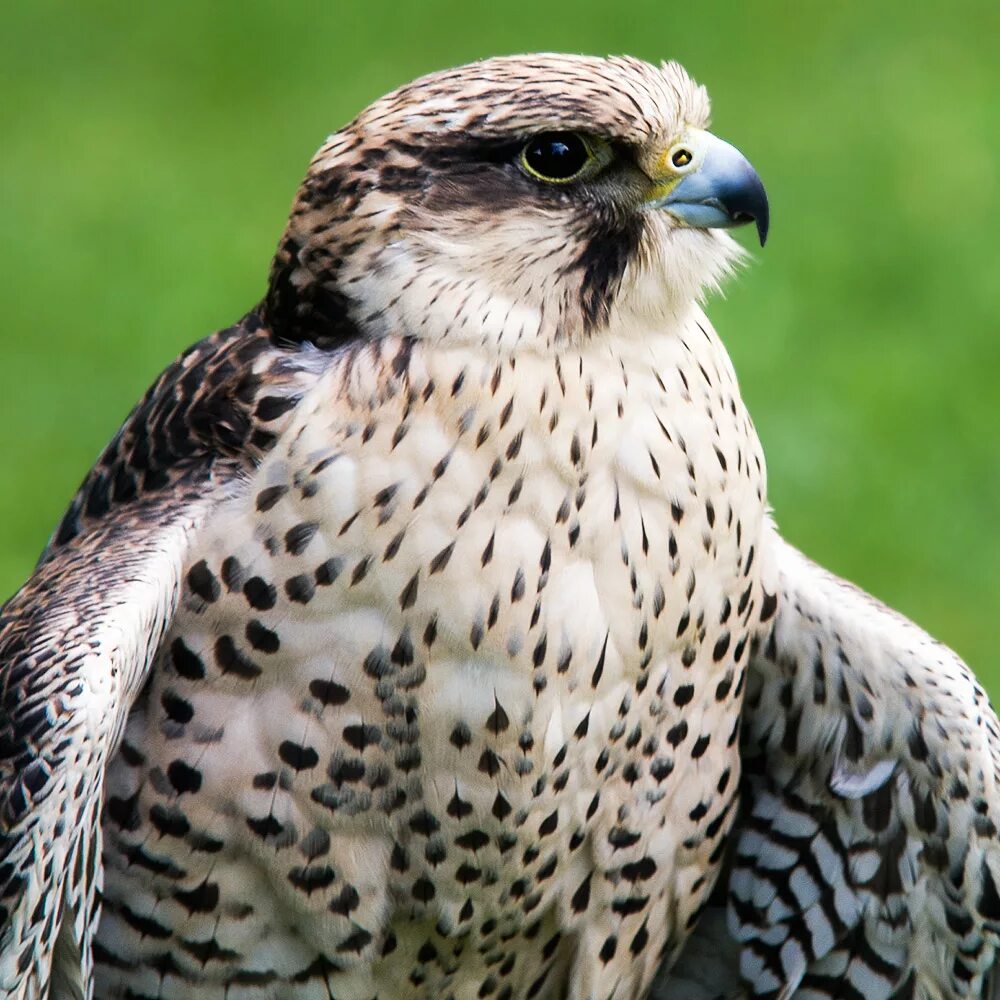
1;54;997;1000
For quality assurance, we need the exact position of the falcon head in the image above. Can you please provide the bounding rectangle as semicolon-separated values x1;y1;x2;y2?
265;54;768;350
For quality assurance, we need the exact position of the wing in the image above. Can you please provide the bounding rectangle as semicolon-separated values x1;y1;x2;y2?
656;530;1000;1000
0;488;215;999
0;311;329;998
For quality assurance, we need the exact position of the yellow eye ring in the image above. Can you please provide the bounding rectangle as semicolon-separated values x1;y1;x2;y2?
666;143;697;173
520;132;594;184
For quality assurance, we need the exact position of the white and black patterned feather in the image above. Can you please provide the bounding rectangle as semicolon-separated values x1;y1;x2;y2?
657;532;1000;1000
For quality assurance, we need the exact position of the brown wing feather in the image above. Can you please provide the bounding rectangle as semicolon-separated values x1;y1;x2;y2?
47;308;325;553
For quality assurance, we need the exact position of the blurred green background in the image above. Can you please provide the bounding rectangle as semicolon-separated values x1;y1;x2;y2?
1;1;998;685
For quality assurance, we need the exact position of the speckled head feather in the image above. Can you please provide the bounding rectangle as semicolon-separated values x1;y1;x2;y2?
265;54;741;351
354;55;711;142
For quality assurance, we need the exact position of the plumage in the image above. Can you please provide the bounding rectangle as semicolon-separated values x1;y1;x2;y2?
0;53;996;1000
656;536;1000;1000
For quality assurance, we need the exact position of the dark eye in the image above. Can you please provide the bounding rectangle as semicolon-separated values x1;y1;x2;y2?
520;132;593;183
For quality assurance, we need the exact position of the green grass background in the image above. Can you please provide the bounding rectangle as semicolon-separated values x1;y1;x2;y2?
1;1;997;685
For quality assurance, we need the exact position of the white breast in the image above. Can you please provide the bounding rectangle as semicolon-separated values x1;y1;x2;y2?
97;305;775;999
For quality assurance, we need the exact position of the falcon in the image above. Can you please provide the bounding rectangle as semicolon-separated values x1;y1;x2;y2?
1;54;997;1000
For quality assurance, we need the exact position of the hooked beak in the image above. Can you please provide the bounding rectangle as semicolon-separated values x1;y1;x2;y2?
646;128;769;246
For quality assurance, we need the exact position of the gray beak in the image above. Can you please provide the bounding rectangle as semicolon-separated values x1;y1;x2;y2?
650;129;770;246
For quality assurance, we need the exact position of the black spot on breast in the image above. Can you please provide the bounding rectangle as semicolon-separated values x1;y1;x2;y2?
329;884;361;916
285;522;319;555
279;740;319;770
408;809;440;837
673;684;695;707
538;810;558;837
288;865;336;894
400;571;420;610
363;646;392;678
246;814;285;839
221;556;245;592
243;576;277;610
455;830;490;851
167;760;202;794
622;857;657;883
187;831;222;853
650;758;674;783
429;542;455;574
246;620;280;653
256;485;289;511
478;749;501;777
450;723;471;750
612;895;648;917
666;721;688;747
170;638;205;680
598;935;617;963
492;793;512;820
330;758;365;784
591;634;609;688
149;804;190;838
861;780;893;833
712;633;731;661
456;863;482;885
447;791;473;820
689;801;709;822
536;856;557;881
390;843;410;873
608;827;640;850
187;560;220;603
630;923;649;956
161;690;194;724
856;692;874;721
411;878;436;903
286;574;316;604
214;636;262;679
309;678;350;706
532;635;547;668
106;792;141;831
315;558;343;586
343;724;381;752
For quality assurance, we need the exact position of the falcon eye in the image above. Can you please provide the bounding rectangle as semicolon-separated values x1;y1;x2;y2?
520;132;593;183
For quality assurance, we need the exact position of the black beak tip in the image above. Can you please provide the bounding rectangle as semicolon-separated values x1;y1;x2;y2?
731;211;768;246
725;170;769;247
755;211;769;247
747;172;770;247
